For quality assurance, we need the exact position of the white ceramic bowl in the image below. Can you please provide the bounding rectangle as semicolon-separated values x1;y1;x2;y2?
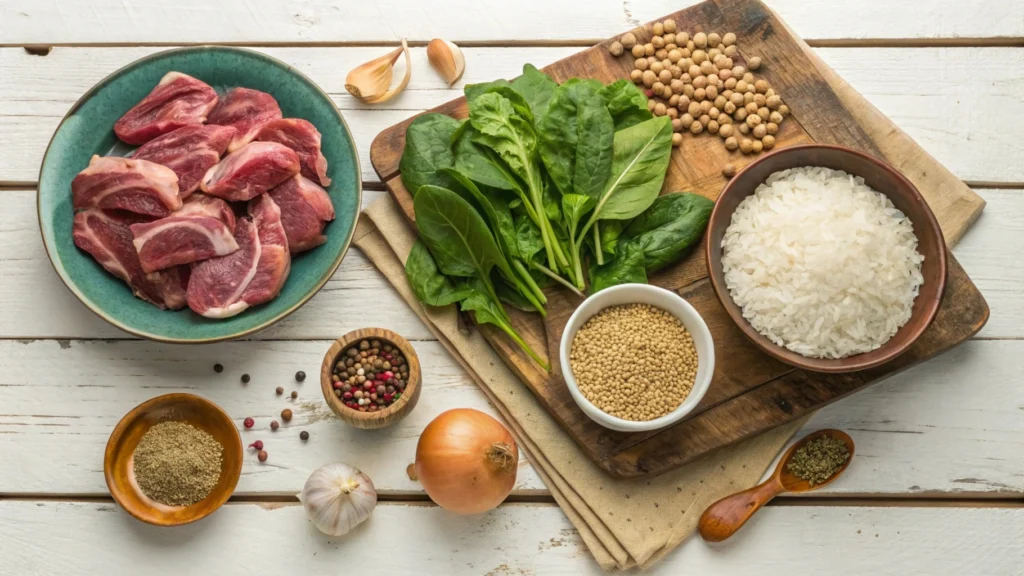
559;284;715;432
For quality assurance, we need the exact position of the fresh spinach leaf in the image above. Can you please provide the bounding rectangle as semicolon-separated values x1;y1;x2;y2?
441;168;520;260
537;80;614;199
599;80;653;130
561;194;594;233
599;220;625;256
511;64;558;119
404;240;473;306
587;116;673;222
460;279;549;370
465;79;513;105
588;242;647;294
452;122;520;192
621;192;714;272
514;213;545;263
399;114;460;196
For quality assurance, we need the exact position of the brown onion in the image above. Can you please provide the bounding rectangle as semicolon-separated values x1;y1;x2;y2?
415;408;518;514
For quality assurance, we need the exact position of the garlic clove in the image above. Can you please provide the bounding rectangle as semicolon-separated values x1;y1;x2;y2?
427;38;465;86
345;39;411;104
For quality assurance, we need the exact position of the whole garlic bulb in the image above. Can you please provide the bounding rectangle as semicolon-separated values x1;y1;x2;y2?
298;463;377;536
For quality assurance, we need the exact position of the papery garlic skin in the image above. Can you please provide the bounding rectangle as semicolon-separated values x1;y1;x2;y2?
427;38;465;85
345;39;411;104
298;463;377;536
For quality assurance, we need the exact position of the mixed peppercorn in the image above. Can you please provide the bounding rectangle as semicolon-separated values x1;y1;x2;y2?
331;339;410;412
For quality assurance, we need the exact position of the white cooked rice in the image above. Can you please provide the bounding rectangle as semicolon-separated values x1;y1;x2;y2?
721;166;925;359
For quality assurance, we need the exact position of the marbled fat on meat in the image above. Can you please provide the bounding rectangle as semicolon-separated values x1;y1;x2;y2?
186;219;262;319
72;155;182;217
131;125;237;198
130;194;239;273
242;194;291;306
72;209;188;310
256;118;331;186
207;88;283;153
200;141;300;201
268;175;336;253
114;72;218;145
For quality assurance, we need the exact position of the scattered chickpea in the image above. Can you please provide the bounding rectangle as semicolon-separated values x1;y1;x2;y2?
644;43;655;56
754;79;769;94
694;32;708;48
743;92;755;105
766;122;779;135
742;72;754;83
779;104;791;116
663;19;677;33
762;135;776;149
751;139;764;153
719;124;734;138
722;163;737;178
757;107;770;121
724;101;737;114
632;44;645;58
700;61;716;76
745;102;759;115
642;70;657;87
738;123;750;135
699;114;710;127
666;105;678;118
654;102;667;116
734;107;748;121
708;107;720;120
609;41;624;57
687;101;702;117
677;31;690;44
724;45;738;57
724;77;737;90
653;21;665;36
647;99;657;112
740;138;754;154
689;121;703;134
630;69;643;83
747;56;762;70
621;32;638;49
671;118;684;132
671;132;683;147
656;49;669;60
668;93;680;107
635;57;649;71
707;120;720;134
754;93;767;107
680;113;695;126
725;136;739;150
706;85;718;100
752;124;767;139
707;32;721;48
659;69;672;84
766;95;782;110
694;87;706;101
692;50;707;65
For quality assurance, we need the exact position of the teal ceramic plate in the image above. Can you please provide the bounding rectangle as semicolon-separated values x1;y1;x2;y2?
38;47;362;343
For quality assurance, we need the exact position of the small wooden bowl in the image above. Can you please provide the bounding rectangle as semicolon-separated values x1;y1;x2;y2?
321;328;421;429
104;393;243;526
706;144;948;373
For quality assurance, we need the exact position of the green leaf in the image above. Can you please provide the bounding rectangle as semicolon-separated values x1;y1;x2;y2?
464;79;513;105
621;192;714;272
599;80;654;130
404;240;473;306
441;168;520;261
468;92;539;184
399;114;460;196
588;242;647;294
413;185;513;282
511;64;558;119
561;194;594;235
459;279;549;370
514;213;545;262
590;116;674;221
495;277;538;312
452;122;521;192
599;220;625;256
537;80;613;199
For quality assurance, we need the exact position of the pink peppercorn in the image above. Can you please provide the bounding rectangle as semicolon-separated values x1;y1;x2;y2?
333;381;344;390
381;371;394;381
243;417;254;429
249;440;264;450
343;391;353;400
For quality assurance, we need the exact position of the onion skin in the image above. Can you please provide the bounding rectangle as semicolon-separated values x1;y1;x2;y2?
415;408;518;514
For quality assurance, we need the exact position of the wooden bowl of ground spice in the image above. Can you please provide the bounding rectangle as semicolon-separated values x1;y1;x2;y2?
321;327;421;429
104;393;243;526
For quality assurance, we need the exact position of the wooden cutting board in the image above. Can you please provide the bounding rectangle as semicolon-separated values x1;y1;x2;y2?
369;0;989;478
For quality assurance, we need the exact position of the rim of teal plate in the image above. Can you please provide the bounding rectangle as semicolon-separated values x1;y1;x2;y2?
36;45;363;344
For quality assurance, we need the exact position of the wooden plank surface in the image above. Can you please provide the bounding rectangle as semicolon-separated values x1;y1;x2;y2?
368;0;988;477
3;46;1024;185
2;0;1022;43
1;338;1022;496
1;501;1021;575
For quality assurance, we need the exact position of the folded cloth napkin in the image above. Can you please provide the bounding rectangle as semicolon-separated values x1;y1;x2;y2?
354;195;806;569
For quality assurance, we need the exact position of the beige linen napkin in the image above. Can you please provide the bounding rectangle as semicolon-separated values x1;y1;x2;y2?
354;195;806;570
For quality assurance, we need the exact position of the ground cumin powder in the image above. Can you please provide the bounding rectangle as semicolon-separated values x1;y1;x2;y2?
133;421;223;506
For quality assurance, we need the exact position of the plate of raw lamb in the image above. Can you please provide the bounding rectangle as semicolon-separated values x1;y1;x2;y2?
38;47;361;343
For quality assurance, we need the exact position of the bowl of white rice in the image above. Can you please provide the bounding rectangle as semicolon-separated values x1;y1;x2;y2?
706;144;947;373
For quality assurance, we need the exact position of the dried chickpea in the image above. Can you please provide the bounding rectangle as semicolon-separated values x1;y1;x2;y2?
668;49;682;63
644;43;655;56
653;21;665;36
642;70;657;87
724;101;737;114
766;95;782;110
754;93;767;107
666;106;678;119
659;69;672;84
730;92;745;106
671;118;683;133
779;104;791;116
680;72;692;84
722;163;737;177
656;49;669;61
722;88;734;99
708;32;721;47
630;69;643;84
670;79;685;94
683;84;695;98
635;57;649;71
716;57;731;70
662;85;674;99
678;95;691;110
647;99;657;112
766;122;779;135
708;48;722;61
766;88;775;98
740;138;754;154
724;77;737;90
650;60;665;75
679;47;691;59
680;113;695;126
751;139;763;153
661;58;672;70
707;119;720;134
652;81;665;94
700;61;716;76
699;114;710;127
744;102;758;114
694;32;708;48
621;32;638;49
694;87;706;101
754;79;769;94
725;136;739;150
631;44;645;58
738;123;750;135
762;135;776;149
677;32;690;44
708;107;720;120
692;75;708;89
665;43;678;53
664;19;677;33
724;45;738;57
669;65;682;78
748;56;762;70
769;111;783;124
758;107;770;121
714;95;727;109
735;80;748;93
687;101;702;117
692;50;707;64
718;113;732;125
752;124;767;139
743;92;755;105
707;73;720;86
732;65;746;77
609;41;624;57
686;40;696;52
742;72;754;83
706;85;718;100
654;102;667;116
733;107;748;121
746;113;762;127
719;123;734;138
689;120;703;134
719;68;733;81
664;32;676;44
688;64;702;77
699;100;713;114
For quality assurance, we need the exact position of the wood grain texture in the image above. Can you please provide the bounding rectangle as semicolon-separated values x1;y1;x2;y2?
1;501;1022;575
368;0;988;478
2;0;1021;43
4;46;1024;185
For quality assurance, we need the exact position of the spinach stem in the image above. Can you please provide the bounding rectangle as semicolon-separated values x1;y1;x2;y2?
593;222;604;266
532;263;585;298
513;260;547;306
497;320;550;371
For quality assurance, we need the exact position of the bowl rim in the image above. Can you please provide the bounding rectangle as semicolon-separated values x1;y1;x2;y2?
558;283;716;433
705;143;948;373
36;45;363;344
103;392;243;527
320;327;421;424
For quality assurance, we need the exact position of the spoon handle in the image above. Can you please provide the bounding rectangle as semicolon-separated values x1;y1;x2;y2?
698;477;785;542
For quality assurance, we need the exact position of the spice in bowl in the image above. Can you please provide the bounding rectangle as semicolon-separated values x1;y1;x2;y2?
330;338;410;412
132;421;223;506
785;435;850;486
569;303;698;422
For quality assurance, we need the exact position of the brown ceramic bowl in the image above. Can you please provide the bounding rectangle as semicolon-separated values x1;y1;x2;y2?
321;327;421;429
104;393;243;526
706;144;948;373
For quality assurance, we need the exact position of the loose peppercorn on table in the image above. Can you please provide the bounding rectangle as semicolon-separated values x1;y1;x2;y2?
2;1;1024;573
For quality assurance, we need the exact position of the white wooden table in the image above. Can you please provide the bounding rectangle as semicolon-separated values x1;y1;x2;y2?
2;1;1023;573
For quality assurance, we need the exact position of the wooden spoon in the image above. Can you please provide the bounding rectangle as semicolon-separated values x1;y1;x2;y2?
698;429;854;542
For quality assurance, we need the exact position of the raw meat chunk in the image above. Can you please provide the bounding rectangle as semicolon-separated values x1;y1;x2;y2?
72;155;182;217
256;118;331;186
186;219;261;318
200;141;299;202
207;88;283;153
131;195;239;273
73;209;187;310
243;194;291;306
268;175;336;253
131;125;237;198
114;72;218;145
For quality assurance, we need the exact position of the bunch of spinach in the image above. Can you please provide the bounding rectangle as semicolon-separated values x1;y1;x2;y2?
400;64;713;370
